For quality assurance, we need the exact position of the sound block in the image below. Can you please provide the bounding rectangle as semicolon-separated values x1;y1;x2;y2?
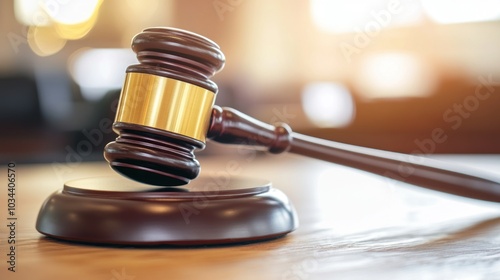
36;175;298;246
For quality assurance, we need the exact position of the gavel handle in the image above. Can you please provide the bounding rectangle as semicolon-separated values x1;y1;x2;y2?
208;106;500;202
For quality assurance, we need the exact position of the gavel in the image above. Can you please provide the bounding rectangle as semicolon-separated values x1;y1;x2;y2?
104;27;500;202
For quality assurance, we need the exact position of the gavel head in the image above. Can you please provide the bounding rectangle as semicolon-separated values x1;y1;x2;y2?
104;27;225;186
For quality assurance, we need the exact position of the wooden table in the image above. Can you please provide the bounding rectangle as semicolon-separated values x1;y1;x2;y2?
1;153;500;279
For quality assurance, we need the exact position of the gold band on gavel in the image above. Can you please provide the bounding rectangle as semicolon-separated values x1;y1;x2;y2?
115;72;216;143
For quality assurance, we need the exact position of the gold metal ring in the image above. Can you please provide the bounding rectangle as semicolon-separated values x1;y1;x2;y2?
115;72;215;142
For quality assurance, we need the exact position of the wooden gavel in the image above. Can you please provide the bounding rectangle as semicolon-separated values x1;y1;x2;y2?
104;27;500;202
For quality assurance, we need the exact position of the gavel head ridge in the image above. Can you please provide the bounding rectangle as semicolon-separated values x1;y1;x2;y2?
104;27;226;186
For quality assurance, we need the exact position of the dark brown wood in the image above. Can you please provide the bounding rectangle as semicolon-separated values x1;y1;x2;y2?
104;27;225;186
207;106;500;202
104;122;203;186
208;106;293;154
36;175;298;245
128;27;225;92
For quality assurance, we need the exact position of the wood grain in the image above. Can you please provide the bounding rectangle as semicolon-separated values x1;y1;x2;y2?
1;154;500;280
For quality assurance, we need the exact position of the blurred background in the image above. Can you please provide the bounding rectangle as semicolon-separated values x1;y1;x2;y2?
0;0;499;164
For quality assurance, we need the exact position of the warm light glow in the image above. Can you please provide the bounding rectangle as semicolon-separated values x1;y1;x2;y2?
43;0;101;25
15;0;101;26
27;26;66;57
302;82;355;128
421;0;500;24
14;0;102;56
54;9;99;40
353;53;437;99
70;48;137;100
310;0;423;33
14;0;50;26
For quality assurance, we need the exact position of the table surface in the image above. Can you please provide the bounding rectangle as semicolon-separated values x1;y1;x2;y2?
1;153;500;280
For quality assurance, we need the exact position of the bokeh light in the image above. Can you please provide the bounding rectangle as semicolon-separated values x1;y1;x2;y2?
44;0;101;25
353;53;438;100
14;0;51;26
69;48;137;100
310;0;424;33
14;0;103;56
27;25;66;57
302;82;355;128
421;0;500;24
54;8;100;40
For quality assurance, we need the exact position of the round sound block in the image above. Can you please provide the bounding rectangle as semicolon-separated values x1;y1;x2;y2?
36;175;298;246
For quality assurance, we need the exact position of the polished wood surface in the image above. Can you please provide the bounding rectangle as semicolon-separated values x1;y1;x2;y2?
36;176;297;245
1;154;500;279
